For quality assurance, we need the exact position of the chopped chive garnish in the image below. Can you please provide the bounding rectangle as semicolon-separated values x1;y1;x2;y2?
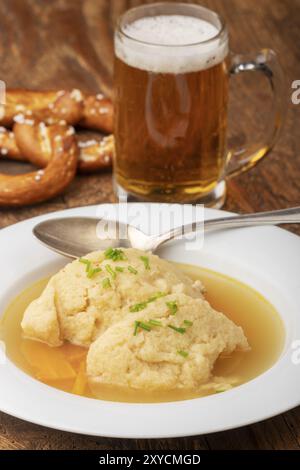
168;324;186;334
139;321;151;331
215;389;226;394
79;258;91;272
133;320;152;335
177;350;189;358
105;264;116;279
148;319;162;327
140;255;150;270
115;266;124;272
166;301;178;315
87;266;102;278
148;291;167;303
183;320;193;327
87;265;94;277
104;247;127;261
130;302;148;312
129;292;167;313
128;266;138;275
80;258;102;278
102;277;111;289
93;267;102;275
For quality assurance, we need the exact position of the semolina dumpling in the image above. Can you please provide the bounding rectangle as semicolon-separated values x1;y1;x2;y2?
21;248;204;347
87;292;249;392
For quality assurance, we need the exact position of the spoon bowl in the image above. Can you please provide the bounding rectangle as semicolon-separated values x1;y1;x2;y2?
33;217;133;258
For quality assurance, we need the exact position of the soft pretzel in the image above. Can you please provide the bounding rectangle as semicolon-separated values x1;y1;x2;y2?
77;135;114;173
0;89;83;128
0;89;114;133
0;123;78;207
0;126;27;161
0;123;114;173
79;94;114;134
0;89;114;206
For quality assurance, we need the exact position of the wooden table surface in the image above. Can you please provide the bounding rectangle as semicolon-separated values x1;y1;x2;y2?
0;0;299;450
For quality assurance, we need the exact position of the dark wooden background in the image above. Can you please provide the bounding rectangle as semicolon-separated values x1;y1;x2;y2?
0;0;299;450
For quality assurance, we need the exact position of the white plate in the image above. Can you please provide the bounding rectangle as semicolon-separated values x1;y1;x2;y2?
0;204;299;439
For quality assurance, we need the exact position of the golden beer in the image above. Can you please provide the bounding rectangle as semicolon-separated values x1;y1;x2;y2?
115;57;229;201
114;6;229;202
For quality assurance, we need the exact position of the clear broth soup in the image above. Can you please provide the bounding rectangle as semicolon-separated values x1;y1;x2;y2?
0;263;285;402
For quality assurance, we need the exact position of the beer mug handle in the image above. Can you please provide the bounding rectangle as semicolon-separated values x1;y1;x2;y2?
226;49;286;178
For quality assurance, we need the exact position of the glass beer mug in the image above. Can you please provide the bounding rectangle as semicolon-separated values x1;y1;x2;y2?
114;2;285;207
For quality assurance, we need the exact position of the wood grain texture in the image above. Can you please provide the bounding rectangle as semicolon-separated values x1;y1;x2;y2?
0;0;299;450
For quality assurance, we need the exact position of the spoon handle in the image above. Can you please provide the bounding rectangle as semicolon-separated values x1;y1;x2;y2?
204;206;300;231
152;207;300;250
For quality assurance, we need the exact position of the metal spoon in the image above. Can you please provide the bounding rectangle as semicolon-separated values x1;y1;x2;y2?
33;206;300;259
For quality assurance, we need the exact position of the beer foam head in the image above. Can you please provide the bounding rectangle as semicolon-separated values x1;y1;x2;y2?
115;15;228;73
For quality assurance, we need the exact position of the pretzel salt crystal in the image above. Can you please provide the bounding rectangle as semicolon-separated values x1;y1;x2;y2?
0;123;78;207
12;123;114;173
